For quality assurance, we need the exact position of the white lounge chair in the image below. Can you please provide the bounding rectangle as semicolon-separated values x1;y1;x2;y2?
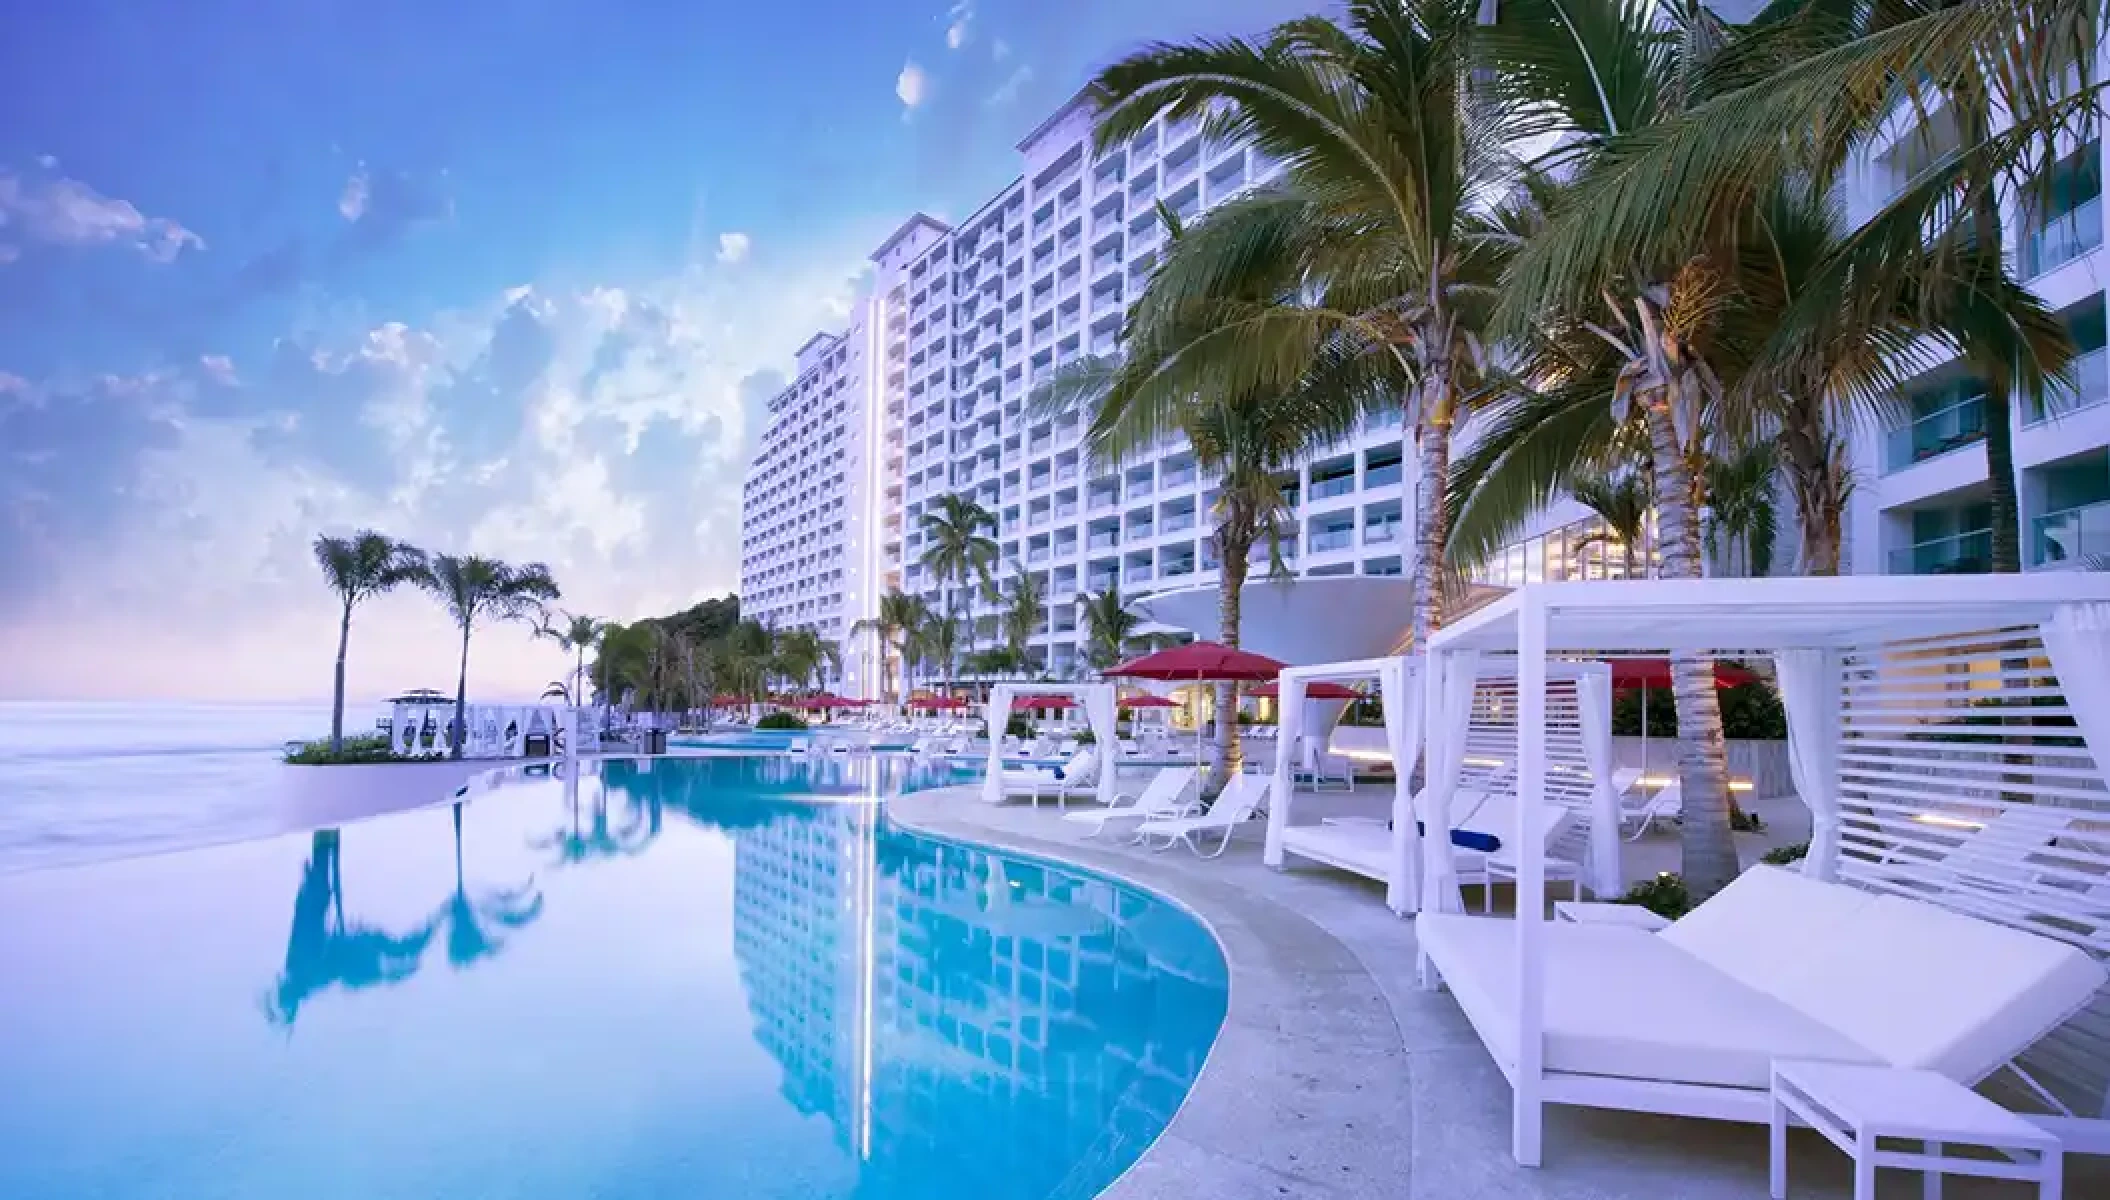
996;749;1100;810
1621;778;1682;840
1062;766;1199;838
1137;771;1273;858
1419;864;2108;1126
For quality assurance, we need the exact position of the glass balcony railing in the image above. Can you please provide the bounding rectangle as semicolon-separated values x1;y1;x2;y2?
1124;566;1153;584
1309;529;1355;553
2021;196;2102;277
1162;514;1196;534
1364;521;1401;545
1162;560;1196;578
1888;528;1993;575
1883;396;1986;472
1088;533;1117;550
2028;346;2109;425
2032;499;2110;566
1364;464;1404;488
1310;475;1356;502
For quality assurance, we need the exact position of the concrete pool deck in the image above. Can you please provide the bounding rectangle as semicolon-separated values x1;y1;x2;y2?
889;780;2110;1199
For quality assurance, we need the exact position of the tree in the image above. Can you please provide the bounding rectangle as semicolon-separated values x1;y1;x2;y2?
1704;443;1780;578
1570;471;1653;579
998;562;1047;668
852;588;928;704
908;609;961;690
534;611;606;705
773;627;841;692
1089;0;1522;650
411;554;561;759
312;531;426;753
917;493;998;668
1076;584;1143;670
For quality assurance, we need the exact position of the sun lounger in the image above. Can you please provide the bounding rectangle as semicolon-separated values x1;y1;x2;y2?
1061;766;1198;838
1621;778;1682;840
1419;864;2107;1122
996;749;1101;810
1136;771;1272;858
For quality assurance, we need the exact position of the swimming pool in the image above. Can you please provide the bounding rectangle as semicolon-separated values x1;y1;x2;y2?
0;755;1227;1199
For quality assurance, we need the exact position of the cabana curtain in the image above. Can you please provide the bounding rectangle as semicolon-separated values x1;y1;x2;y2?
1420;649;1480;914
1574;669;1621;897
1378;657;1423;913
1773;648;1844;881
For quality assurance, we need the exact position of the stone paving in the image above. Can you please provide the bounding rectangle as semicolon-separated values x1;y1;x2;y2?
889;779;2109;1199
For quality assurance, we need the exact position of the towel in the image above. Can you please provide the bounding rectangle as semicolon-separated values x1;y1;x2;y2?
1390;820;1502;853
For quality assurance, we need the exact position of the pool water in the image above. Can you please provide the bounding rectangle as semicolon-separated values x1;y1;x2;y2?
0;756;1227;1199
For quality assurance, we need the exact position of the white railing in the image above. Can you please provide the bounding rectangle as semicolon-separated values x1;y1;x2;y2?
2032;499;2110;567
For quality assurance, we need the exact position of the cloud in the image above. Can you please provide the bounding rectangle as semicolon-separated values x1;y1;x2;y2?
334;163;451;254
337;167;369;221
946;1;974;49
0;164;204;263
198;354;239;386
716;231;751;263
0;221;893;700
992;39;1011;61
896;61;929;112
988;65;1034;107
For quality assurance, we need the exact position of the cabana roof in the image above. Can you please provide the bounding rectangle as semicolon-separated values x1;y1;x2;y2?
1432;575;2110;654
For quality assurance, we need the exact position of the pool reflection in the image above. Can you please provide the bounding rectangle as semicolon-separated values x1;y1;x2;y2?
267;829;437;1026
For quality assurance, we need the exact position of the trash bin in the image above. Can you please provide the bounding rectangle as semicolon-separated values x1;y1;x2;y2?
523;732;552;757
644;728;668;755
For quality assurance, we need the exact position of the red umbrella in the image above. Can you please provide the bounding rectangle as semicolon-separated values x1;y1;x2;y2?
1249;681;1362;700
1117;694;1179;709
1105;640;1285;682
800;692;860;710
1604;658;1761;690
914;694;969;710
709;694;746;707
1013;693;1077;711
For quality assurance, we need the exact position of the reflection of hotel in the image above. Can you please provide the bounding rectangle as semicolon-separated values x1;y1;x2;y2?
729;809;1221;1194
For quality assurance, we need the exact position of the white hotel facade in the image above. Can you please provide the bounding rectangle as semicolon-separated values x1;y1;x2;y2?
741;75;2110;699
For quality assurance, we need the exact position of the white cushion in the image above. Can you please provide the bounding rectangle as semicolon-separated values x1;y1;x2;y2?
1419;914;1880;1089
1661;864;1878;999
1281;822;1391;880
1768;893;2108;1083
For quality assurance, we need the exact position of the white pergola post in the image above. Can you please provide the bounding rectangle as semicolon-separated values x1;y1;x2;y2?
1774;647;1845;881
1380;657;1423;915
1575;665;1622;898
1513;590;1547;1168
980;684;1014;805
1265;674;1308;868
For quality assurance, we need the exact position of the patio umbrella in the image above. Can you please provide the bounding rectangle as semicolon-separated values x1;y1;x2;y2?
1107;641;1286;768
1014;693;1076;710
1247;681;1362;700
1116;693;1178;708
1603;658;1762;773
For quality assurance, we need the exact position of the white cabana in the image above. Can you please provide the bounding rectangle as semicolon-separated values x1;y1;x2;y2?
980;682;1118;810
1262;655;1619;916
1416;574;2110;1167
388;701;563;759
1264;656;1424;913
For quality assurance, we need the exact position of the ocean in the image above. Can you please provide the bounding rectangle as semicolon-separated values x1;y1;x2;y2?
0;701;392;874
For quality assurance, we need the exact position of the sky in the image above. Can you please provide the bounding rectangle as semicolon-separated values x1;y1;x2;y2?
0;0;1306;703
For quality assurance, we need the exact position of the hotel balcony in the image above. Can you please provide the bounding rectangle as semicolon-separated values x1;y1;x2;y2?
1884;395;1985;473
2032;499;2110;566
1888;528;1992;575
2027;346;2108;425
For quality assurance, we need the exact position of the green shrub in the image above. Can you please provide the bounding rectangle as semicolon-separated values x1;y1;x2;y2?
1610;671;1787;740
756;712;809;731
1761;841;1810;866
1617;872;1693;919
1006;714;1035;739
1075;729;1097;745
284;734;408;765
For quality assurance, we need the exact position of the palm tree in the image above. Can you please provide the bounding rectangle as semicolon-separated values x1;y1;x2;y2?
998;563;1047;669
773;627;841;692
1076;584;1144;670
1089;0;1521;650
909;609;961;690
312;531;426;752
534;611;606;705
1569;471;1654;580
917;493;998;668
1036;340;1353;789
851;588;928;704
1704;443;1781;578
411;554;561;759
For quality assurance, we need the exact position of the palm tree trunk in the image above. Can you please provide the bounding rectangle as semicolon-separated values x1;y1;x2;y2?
1408;406;1452;653
1984;384;2022;571
330;600;353;753
574;646;586;705
1214;539;1250;795
452;626;472;761
1780;410;1843;575
1644;383;1739;899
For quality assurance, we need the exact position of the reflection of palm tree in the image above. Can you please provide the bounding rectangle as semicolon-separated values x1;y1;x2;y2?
535;771;660;865
438;804;546;968
267;830;437;1026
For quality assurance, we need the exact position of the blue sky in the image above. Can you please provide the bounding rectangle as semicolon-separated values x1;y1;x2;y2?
0;0;1304;701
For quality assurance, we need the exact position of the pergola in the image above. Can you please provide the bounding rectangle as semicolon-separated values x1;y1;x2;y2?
980;682;1119;809
1418;573;2110;1166
1265;656;1618;915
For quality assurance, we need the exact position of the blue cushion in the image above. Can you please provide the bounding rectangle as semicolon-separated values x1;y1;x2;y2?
1405;821;1501;853
1050;766;1065;780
